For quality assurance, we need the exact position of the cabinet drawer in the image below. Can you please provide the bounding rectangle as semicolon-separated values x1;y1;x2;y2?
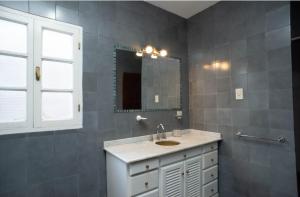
186;146;202;158
135;189;158;197
129;170;158;196
129;158;159;175
202;151;218;169
203;180;218;197
160;151;185;166
203;165;218;185
203;143;218;153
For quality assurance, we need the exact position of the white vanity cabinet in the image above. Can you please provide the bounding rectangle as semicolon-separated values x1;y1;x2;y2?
106;142;219;197
160;161;185;197
160;156;202;197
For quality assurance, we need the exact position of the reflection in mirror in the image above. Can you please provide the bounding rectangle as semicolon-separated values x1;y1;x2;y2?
115;48;181;112
116;49;141;110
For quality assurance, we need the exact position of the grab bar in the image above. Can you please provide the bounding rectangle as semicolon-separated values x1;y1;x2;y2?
235;132;288;144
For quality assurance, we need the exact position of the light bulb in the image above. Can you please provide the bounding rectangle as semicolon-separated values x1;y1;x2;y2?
160;49;167;57
151;54;158;59
145;45;153;54
136;50;143;57
212;61;220;70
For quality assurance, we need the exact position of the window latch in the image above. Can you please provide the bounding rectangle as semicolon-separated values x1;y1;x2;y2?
35;66;41;81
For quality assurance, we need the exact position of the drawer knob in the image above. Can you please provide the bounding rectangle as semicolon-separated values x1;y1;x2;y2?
211;158;214;162
184;154;187;158
186;170;190;174
145;182;149;187
211;174;214;177
210;146;214;150
181;172;185;176
145;165;149;169
211;189;214;192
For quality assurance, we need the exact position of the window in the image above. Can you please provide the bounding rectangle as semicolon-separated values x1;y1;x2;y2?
0;7;82;135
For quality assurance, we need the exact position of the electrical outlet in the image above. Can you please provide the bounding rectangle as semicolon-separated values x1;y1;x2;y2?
176;111;182;116
155;95;159;103
235;88;244;100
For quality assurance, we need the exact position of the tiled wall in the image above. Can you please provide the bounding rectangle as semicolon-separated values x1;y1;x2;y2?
0;1;188;196
188;1;298;196
1;1;298;197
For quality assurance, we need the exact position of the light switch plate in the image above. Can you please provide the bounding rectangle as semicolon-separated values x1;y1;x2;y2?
155;95;159;103
176;111;182;116
235;88;244;100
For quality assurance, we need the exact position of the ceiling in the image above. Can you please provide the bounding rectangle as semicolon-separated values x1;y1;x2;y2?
146;1;218;19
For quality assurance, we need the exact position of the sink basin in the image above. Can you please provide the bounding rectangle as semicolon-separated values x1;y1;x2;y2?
155;140;180;146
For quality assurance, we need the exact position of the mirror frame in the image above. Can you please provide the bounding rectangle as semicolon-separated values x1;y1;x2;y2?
113;44;182;113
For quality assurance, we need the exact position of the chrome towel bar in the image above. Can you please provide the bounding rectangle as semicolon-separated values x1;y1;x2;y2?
235;132;288;144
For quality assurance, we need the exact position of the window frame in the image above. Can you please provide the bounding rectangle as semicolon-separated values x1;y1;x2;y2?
0;6;82;135
0;10;33;131
34;20;82;129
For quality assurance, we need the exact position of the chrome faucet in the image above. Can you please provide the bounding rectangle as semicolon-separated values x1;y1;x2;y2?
156;123;166;140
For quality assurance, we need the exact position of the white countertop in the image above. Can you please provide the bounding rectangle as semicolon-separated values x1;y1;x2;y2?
104;129;222;163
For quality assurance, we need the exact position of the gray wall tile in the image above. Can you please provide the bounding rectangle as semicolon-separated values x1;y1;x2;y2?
188;2;297;197
248;90;269;110
29;1;55;19
269;89;293;109
266;4;290;31
56;1;79;25
267;46;291;71
266;26;291;51
0;1;28;12
269;70;292;90
248;72;268;90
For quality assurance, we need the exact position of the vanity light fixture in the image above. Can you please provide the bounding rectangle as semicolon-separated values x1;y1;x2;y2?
145;45;153;54
136;50;143;57
136;45;168;59
151;54;158;59
160;49;168;57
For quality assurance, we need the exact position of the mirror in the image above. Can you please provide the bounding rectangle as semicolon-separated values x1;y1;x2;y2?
114;47;181;112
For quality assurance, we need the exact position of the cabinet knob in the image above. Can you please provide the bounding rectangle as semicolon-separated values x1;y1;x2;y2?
183;154;187;158
211;189;214;192
145;182;148;187
210;146;214;150
211;174;214;177
145;165;149;169
186;170;190;174
211;158;214;162
181;172;185;176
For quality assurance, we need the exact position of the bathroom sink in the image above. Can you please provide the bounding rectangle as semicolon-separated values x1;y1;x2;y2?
155;140;180;146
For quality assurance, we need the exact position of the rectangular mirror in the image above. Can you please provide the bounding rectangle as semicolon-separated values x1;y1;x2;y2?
114;46;181;112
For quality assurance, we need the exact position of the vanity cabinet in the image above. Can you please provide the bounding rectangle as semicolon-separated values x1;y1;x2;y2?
106;142;219;197
160;156;202;197
160;161;185;197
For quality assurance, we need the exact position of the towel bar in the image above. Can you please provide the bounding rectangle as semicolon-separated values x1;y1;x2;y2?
235;132;288;144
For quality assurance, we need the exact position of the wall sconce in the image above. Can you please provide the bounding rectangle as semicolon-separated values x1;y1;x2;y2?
136;45;168;59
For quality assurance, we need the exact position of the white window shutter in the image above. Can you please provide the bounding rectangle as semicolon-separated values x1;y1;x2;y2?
0;6;82;135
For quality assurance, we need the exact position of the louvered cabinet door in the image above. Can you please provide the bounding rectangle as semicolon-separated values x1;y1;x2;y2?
160;161;184;197
185;156;202;197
